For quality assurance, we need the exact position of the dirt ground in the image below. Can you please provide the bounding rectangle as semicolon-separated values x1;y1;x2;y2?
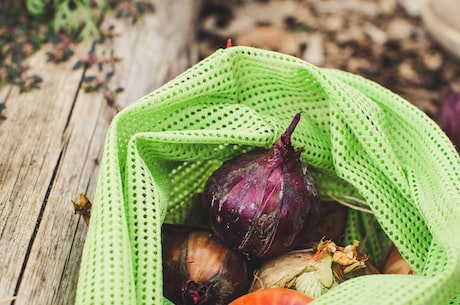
196;0;460;122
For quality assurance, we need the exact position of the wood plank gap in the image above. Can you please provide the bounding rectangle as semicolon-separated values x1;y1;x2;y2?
52;172;95;297
54;166;94;294
54;171;94;292
11;150;64;305
62;10;104;132
62;12;106;132
54;166;93;293
54;215;83;296
0;142;21;237
62;63;90;132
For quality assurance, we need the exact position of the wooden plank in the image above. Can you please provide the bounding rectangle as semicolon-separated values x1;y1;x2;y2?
8;1;202;304
107;0;202;109
11;83;114;305
0;45;85;301
0;86;12;110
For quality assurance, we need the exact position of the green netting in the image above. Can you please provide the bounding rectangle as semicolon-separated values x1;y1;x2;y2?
75;46;460;305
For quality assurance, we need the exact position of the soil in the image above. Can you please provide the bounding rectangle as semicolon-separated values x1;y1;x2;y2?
196;0;460;122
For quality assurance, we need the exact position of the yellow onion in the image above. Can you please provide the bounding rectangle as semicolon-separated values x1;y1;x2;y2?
203;113;319;258
250;240;374;298
382;246;415;275
250;249;315;291
162;226;250;305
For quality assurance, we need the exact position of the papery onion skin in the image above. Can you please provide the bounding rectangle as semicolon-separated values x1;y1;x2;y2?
250;249;314;291
250;240;372;299
203;113;319;258
162;228;250;305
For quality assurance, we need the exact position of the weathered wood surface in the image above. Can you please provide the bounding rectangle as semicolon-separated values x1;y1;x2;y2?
0;1;201;304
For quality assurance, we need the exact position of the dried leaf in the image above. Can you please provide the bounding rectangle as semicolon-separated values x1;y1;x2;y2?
71;193;92;226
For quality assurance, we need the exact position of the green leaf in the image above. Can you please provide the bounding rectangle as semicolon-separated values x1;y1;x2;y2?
26;0;45;15
73;60;84;70
83;75;96;83
30;74;43;82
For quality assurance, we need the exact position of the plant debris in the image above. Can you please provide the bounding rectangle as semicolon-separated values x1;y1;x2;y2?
0;16;51;92
197;0;460;122
46;31;125;107
251;239;371;298
71;193;92;226
0;0;152;114
0;102;5;121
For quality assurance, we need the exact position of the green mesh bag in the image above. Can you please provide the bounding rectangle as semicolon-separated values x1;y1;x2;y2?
75;46;460;305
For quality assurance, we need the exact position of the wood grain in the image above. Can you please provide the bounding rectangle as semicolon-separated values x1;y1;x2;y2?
106;0;201;109
0;1;201;303
0;45;85;302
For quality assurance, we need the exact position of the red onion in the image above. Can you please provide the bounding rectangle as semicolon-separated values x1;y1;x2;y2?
439;90;460;153
162;226;250;305
203;113;319;258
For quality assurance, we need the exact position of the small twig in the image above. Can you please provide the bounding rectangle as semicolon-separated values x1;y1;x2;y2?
323;192;374;214
339;195;369;207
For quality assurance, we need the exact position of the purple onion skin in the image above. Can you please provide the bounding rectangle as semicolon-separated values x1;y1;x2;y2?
440;91;460;153
162;229;250;305
203;113;319;258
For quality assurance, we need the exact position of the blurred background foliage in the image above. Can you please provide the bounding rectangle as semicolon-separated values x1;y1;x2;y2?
0;0;151;119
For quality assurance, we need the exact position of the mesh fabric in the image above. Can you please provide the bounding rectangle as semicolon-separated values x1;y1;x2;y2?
75;46;460;305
